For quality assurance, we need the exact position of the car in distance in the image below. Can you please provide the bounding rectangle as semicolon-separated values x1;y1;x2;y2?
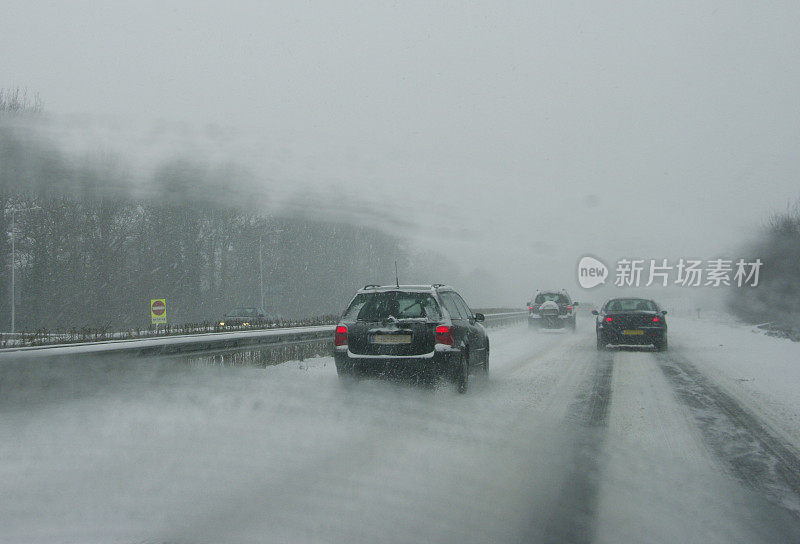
333;284;489;393
218;307;269;327
527;290;578;331
592;297;668;351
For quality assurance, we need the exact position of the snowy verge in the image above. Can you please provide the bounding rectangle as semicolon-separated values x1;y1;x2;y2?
669;315;800;450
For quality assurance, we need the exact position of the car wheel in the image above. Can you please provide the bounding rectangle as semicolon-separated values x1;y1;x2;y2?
482;341;490;378
596;334;607;351
656;335;668;352
570;318;577;332
454;350;469;394
336;360;358;383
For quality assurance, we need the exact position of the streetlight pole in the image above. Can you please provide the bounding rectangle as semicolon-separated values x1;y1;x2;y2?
9;206;41;334
258;228;283;312
259;234;264;312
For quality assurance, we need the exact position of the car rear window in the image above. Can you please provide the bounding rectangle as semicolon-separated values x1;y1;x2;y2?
342;292;442;321
535;293;569;304
606;299;658;312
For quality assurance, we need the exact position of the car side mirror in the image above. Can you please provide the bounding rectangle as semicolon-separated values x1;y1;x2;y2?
572;301;579;306
591;310;599;315
526;301;532;307
474;312;485;322
662;310;667;315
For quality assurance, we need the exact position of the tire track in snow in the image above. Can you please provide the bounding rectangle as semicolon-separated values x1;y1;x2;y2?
531;350;614;544
656;350;800;519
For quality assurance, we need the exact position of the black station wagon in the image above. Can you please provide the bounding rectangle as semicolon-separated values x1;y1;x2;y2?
333;284;489;392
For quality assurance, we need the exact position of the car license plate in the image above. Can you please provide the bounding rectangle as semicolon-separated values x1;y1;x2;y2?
622;330;644;335
371;334;412;344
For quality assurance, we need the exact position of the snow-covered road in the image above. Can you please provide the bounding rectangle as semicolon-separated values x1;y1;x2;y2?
2;316;799;543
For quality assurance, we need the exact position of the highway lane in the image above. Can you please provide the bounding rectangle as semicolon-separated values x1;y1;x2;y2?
1;319;799;543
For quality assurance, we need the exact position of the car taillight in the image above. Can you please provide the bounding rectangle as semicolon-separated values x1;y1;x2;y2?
528;306;534;311
652;317;660;323
334;325;348;346
605;317;613;322
567;306;572;310
435;325;454;346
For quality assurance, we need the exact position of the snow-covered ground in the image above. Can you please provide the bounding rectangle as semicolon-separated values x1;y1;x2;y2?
669;315;800;449
1;317;799;543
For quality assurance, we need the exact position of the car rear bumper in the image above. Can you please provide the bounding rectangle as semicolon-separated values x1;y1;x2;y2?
599;327;666;346
334;347;458;378
529;314;573;327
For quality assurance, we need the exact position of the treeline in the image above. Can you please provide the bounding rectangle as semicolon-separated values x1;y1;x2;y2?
0;87;42;114
0;193;403;330
0;115;406;331
728;203;800;329
0;107;497;333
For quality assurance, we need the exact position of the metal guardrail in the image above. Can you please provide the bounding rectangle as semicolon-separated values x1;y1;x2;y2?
753;321;800;342
0;316;339;349
0;312;529;361
0;326;334;360
482;311;528;328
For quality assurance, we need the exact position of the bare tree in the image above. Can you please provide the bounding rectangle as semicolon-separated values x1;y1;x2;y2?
0;87;43;114
728;199;800;328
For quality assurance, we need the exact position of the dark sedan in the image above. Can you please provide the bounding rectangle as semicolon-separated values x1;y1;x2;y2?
592;297;667;351
218;307;269;327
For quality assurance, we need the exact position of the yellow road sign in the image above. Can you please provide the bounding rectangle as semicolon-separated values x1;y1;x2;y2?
151;299;167;324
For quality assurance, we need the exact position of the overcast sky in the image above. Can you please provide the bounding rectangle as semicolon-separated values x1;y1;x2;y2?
3;1;800;304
